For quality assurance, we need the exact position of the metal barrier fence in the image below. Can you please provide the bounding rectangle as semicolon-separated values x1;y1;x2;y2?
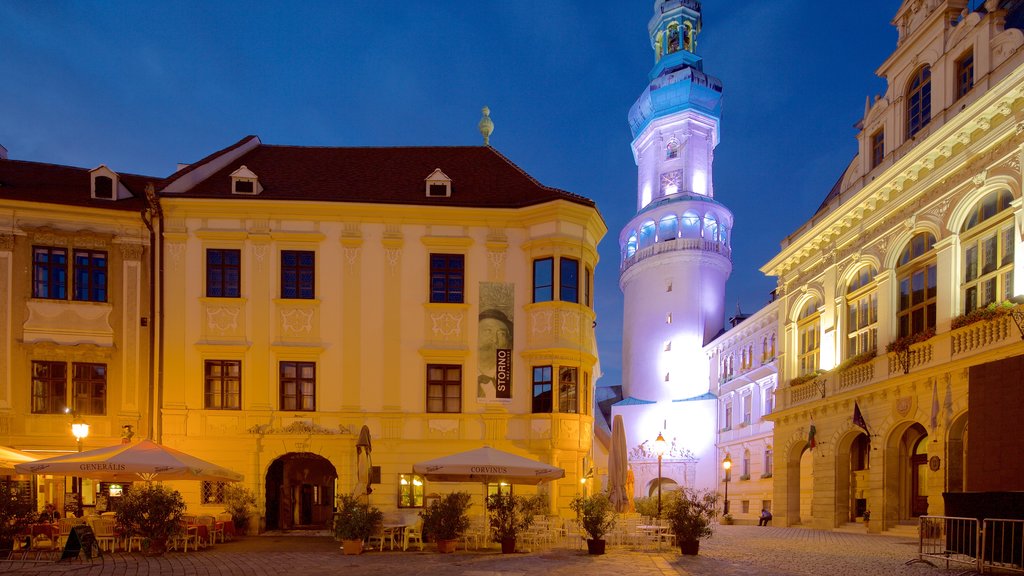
981;518;1024;574
916;515;981;573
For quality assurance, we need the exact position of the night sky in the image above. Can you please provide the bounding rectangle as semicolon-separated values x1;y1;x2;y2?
0;1;900;388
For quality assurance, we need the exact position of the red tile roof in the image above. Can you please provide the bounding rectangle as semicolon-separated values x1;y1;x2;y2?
161;141;596;209
0;158;154;212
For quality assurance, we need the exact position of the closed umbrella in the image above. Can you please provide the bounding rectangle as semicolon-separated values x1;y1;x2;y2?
608;415;629;513
355;425;373;496
15;439;242;482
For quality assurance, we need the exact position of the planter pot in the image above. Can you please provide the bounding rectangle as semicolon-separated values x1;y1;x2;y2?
586;539;606;555
679;539;700;555
143;536;168;557
341;539;364;555
501;537;516;554
436;538;458;553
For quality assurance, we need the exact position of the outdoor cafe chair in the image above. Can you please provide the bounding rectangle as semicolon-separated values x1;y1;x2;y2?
402;520;424;551
91;517;118;552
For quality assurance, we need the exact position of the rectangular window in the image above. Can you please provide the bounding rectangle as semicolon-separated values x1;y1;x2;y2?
870;129;884;169
73;250;107;302
742;500;750;514
426;364;461;413
559;258;579;303
32;361;66;414
205;360;241;409
72;362;106;415
280;361;316;411
763;387;775;416
582;372;590;416
207;249;241;298
533;258;553;302
742;394;752;425
762;500;772;513
764;449;774;475
398;473;425;508
33;246;68;299
585;266;592;308
201;481;227;504
429;253;464;303
281;250;315;299
532;366;553;413
724;403;733;429
558;366;578;413
956;52;974;100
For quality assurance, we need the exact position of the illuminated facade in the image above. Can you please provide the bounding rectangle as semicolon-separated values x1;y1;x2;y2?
0;153;155;512
155;136;605;527
613;0;732;497
764;0;1024;531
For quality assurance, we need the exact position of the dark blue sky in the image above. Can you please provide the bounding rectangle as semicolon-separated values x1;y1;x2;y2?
0;1;898;388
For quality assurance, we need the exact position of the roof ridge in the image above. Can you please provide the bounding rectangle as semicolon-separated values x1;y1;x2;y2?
161;135;258;189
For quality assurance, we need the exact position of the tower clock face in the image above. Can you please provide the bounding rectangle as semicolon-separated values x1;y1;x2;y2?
661;170;683;195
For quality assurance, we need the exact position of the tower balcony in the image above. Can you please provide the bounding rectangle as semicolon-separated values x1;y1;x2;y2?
620;236;730;272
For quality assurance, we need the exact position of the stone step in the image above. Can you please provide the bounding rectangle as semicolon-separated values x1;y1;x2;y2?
834;522;867;534
881;522;919;538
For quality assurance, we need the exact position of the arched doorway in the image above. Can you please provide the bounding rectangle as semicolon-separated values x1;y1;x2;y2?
835;431;871;524
647;477;678;497
947;413;968;493
785;440;813;525
265;453;337;531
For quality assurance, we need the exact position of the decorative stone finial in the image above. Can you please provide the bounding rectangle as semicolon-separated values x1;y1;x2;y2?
478;106;494;146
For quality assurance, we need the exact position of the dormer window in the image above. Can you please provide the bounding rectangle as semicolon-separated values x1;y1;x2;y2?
90;165;122;201
230;165;262;195
424;168;452;198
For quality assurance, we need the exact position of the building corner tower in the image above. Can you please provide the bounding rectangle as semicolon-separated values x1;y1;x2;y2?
612;0;732;496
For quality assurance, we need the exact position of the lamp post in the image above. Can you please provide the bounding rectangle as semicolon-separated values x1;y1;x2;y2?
722;454;732;516
70;412;90;517
653;432;667;517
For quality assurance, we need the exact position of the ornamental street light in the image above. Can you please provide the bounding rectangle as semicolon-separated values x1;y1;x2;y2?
722;454;732;516
68;409;90;517
653;432;668;517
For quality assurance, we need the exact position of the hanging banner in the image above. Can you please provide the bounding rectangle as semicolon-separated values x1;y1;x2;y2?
478;282;514;403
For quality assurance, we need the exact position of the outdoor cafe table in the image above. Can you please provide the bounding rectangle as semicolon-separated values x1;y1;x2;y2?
636;524;670;549
19;523;58;548
381;523;406;550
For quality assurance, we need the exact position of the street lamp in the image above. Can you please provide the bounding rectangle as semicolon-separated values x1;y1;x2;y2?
722;454;732;516
653;432;668;517
69;411;90;517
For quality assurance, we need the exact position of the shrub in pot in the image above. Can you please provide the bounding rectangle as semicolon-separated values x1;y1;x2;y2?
569;492;616;555
115;484;186;556
222;484;257;535
487;492;543;554
663;487;717;555
420;492;471;553
333;494;383;555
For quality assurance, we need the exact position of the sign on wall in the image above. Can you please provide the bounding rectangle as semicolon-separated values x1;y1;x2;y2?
478;282;514;403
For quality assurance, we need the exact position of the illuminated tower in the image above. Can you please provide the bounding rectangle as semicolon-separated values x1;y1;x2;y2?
613;0;732;495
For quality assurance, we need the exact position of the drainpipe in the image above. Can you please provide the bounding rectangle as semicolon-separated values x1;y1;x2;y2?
142;183;164;442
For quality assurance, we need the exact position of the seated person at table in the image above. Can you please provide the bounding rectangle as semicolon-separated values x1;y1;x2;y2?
39;503;60;522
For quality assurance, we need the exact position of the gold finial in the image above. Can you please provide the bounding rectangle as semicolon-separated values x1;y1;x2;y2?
478;106;494;146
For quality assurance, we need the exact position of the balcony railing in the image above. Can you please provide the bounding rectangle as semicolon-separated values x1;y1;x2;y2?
621;237;731;272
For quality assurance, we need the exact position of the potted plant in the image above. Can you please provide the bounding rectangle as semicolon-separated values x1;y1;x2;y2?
420;492;471;553
569;492;616;555
0;483;32;552
486;492;542;554
663;487;717;555
721;513;734;525
115;484;186;556
333;494;383;555
222;484;257;536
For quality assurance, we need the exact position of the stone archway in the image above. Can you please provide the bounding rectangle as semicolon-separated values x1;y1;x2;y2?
265;453;337;531
785;440;812;526
947;413;968;493
834;431;871;526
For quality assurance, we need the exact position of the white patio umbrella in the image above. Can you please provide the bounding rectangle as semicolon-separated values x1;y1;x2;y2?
608;415;629;513
0;445;38;475
413;445;564;485
15;439;243;482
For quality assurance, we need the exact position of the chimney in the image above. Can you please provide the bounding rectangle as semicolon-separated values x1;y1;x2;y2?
0;144;7;160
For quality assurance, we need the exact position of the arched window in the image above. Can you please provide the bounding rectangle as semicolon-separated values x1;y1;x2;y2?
770;333;776;358
797;298;820;376
658;215;678;242
703;213;719;242
762;337;769;361
897;232;937;338
846;266;878;358
625;233;638;259
638;221;656;249
961;190;1015;313
680;211;701;239
666;22;680;54
907;66;932;139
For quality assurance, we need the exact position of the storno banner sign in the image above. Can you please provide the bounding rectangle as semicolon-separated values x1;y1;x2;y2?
495;349;512;400
478;282;514;403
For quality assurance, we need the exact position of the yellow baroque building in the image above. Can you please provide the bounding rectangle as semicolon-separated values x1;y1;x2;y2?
0;152;155;513
155;136;605;528
763;0;1024;532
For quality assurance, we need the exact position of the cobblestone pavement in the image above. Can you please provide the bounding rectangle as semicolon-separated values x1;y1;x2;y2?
1;525;964;576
